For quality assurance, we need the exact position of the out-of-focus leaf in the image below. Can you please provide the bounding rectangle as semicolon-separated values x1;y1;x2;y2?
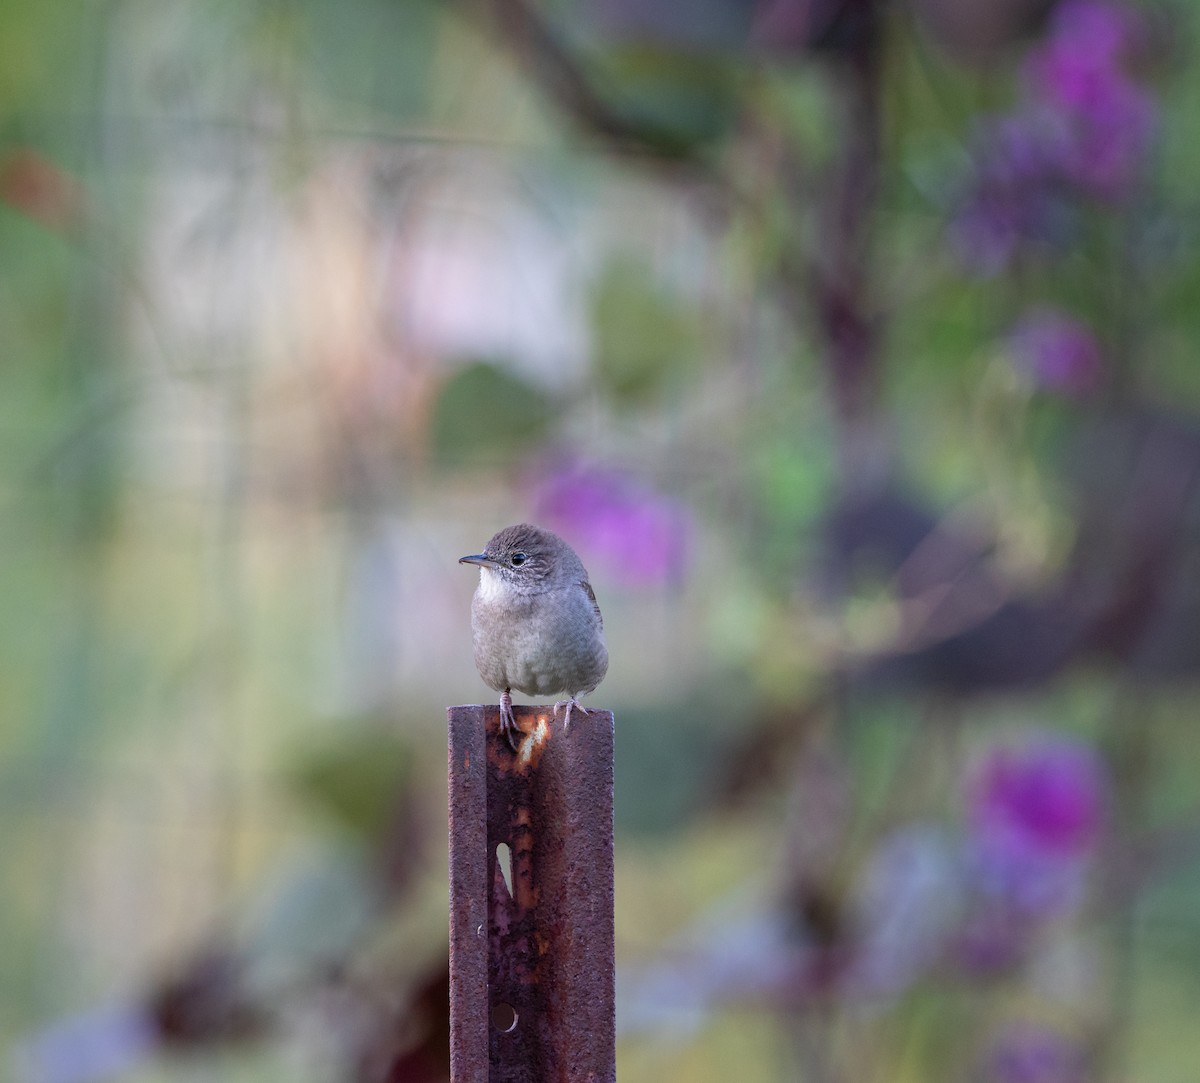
244;853;377;980
430;363;552;466
288;732;414;841
299;0;439;118
584;45;741;152
586;0;754;52
0;6;96;112
615;682;756;835
591;257;699;402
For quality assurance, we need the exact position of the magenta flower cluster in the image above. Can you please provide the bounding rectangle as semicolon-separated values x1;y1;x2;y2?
1024;1;1157;200
965;733;1106;916
533;464;691;588
838;732;1108;999
952;0;1156;273
1007;306;1103;397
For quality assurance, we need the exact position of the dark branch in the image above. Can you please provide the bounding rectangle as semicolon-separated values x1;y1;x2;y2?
484;0;707;160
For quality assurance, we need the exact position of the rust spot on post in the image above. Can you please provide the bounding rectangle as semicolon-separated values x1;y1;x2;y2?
448;704;615;1083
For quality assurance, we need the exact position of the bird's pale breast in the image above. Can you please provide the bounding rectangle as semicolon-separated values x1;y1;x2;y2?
471;574;608;698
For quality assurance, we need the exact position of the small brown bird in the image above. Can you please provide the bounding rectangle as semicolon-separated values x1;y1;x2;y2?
459;524;608;748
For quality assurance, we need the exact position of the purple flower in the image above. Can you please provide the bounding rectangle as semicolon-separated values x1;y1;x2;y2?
1023;1;1157;200
965;734;1106;915
1063;80;1156;200
987;1024;1089;1083
1008;307;1103;396
532;464;690;588
950;2;1157;271
1039;0;1139;75
950;114;1078;274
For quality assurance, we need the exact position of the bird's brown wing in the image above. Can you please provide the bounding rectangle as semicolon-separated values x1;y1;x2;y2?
581;580;603;629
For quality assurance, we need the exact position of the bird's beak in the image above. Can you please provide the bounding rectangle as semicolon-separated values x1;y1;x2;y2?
459;553;499;569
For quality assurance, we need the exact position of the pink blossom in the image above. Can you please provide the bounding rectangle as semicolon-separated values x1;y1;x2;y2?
965;734;1106;915
951;2;1158;271
533;464;690;588
1008;307;1103;397
1023;0;1157;200
950;113;1077;274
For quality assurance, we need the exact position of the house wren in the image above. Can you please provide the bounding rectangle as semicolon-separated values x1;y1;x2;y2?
459;523;608;748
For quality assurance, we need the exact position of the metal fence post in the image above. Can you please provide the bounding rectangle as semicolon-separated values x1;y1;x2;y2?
448;704;615;1083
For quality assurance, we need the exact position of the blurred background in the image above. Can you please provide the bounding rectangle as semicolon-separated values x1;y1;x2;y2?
4;1;1200;1080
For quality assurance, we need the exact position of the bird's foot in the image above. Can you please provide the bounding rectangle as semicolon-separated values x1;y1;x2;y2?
499;689;520;751
553;697;591;734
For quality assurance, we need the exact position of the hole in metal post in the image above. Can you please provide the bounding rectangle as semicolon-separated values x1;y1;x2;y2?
496;842;513;897
492;1001;518;1033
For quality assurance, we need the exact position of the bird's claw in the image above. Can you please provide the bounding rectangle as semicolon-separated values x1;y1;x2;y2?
553;697;590;734
499;689;520;751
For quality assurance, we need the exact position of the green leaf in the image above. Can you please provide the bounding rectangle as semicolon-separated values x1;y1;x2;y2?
431;362;553;466
288;732;414;840
588;44;741;154
591;257;699;402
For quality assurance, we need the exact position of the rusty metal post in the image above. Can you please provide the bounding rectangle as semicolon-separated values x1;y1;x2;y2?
448;704;615;1083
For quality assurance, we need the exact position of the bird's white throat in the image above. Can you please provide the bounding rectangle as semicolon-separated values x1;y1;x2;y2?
476;566;506;603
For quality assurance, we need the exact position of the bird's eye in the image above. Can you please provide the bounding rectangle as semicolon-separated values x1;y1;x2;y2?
511;552;527;566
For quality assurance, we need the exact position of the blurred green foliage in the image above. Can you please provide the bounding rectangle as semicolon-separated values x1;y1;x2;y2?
432;362;553;464
287;732;413;841
591;255;700;401
3;1;1200;1082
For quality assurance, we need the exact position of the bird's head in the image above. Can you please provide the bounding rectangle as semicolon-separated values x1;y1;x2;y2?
459;523;582;593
